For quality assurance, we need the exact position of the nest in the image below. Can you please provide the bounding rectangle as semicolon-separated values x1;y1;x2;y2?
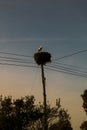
34;52;51;65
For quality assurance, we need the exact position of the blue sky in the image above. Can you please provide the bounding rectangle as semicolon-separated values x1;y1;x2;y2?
0;0;87;38
0;1;87;130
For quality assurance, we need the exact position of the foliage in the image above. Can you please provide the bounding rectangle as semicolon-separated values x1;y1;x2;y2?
48;99;73;130
80;89;87;130
0;95;73;130
81;89;87;114
29;98;73;130
0;95;42;130
80;121;87;130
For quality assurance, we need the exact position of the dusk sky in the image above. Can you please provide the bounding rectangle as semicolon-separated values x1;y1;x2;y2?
0;0;87;130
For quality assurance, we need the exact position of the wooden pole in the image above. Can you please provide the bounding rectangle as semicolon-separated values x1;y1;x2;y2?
34;51;51;130
41;64;48;130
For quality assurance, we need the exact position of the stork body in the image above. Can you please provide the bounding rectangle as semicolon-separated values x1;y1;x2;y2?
38;46;43;52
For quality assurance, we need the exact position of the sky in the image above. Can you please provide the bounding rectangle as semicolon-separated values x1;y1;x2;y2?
0;0;87;129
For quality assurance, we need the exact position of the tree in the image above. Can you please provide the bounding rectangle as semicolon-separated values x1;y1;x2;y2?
0;95;73;130
30;98;73;130
80;121;87;130
0;96;14;130
0;95;42;130
49;99;73;130
80;89;87;130
81;90;87;114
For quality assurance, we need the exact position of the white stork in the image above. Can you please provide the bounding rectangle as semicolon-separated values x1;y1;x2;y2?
38;45;43;52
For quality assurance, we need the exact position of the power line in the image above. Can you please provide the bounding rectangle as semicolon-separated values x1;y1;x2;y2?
0;57;86;75
0;54;85;72
0;51;32;58
48;64;87;74
1;49;87;62
45;66;87;78
52;62;87;70
1;49;87;65
0;62;38;68
46;64;87;77
0;60;86;78
0;52;86;73
53;49;87;61
0;59;35;65
46;65;87;75
0;56;34;62
0;51;87;78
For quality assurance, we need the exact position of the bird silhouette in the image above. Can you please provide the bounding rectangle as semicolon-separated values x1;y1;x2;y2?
38;45;43;52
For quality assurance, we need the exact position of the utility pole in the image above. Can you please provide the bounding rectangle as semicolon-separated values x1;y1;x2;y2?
41;64;47;130
34;47;51;130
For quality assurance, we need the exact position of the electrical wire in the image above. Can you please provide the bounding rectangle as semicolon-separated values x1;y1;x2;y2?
53;49;87;61
0;56;34;62
0;55;84;74
45;63;87;77
0;59;35;65
47;64;87;74
0;51;32;58
46;64;87;74
0;50;87;78
51;62;87;70
0;56;85;75
0;62;38;68
0;60;86;78
45;66;87;78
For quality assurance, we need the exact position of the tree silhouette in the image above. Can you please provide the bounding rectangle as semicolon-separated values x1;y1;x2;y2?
0;95;42;130
0;95;73;130
49;99;73;130
81;90;87;114
80;89;87;130
80;121;87;130
30;98;73;130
